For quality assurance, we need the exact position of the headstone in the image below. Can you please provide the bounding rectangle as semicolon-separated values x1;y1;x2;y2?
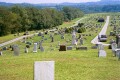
116;35;120;46
98;44;104;50
61;33;65;39
2;47;7;51
34;61;54;80
98;44;106;57
39;41;44;52
111;43;117;55
58;41;60;46
33;43;37;53
98;50;106;57
38;32;42;36
40;46;44;52
59;45;66;51
80;38;83;45
76;47;87;50
25;47;28;53
0;51;2;56
118;42;120;48
67;46;73;50
13;45;20;56
72;31;77;45
110;31;114;36
51;36;54;42
23;37;26;43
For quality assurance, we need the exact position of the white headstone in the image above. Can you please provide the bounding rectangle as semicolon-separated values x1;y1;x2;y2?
34;61;54;80
72;31;77;45
98;50;106;57
33;43;37;53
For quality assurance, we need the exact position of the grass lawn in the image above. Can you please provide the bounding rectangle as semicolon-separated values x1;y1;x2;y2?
0;13;120;80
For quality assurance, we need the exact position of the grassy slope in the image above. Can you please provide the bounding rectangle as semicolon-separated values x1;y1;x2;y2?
0;13;120;80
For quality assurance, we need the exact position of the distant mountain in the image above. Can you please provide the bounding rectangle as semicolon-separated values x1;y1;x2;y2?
1;0;120;13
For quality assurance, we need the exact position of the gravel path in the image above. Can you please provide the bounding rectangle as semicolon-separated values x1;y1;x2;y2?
91;16;110;46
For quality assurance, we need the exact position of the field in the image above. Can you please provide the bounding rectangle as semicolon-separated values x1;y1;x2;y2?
0;13;120;80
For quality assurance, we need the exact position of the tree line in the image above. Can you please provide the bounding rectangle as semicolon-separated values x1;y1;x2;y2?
0;6;84;36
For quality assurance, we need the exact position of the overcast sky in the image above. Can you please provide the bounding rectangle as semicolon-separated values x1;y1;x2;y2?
0;0;100;4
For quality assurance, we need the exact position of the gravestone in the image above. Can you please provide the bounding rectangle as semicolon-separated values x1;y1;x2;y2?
25;47;28;53
98;44;104;50
59;45;66;51
2;47;7;51
33;43;37;53
116;35;120;46
51;36;54;42
111;43;117;56
58;41;60;46
38;32;42;36
0;51;2;55
23;37;26;43
13;45;20;56
39;41;44;52
40;46;44;52
34;61;54;80
72;31;77;45
110;31;114;36
80;38;83;45
67;46;73;50
76;47;87;50
116;50;120;57
98;44;106;57
61;33;65;39
118;42;120;48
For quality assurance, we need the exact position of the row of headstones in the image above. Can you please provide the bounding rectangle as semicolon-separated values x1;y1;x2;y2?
0;45;20;56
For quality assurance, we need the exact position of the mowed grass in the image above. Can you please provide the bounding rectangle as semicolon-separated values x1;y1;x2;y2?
0;13;120;80
0;49;120;80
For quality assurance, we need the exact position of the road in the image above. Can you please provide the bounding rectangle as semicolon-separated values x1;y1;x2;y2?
91;16;110;46
0;34;35;47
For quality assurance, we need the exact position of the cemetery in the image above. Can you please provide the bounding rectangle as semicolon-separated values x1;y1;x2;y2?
0;13;120;80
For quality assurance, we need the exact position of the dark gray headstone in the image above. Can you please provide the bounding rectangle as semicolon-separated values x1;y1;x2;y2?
118;42;120;48
13;45;20;56
2;47;7;51
40;46;44;52
51;37;54;42
67;46;73;50
80;38;83;45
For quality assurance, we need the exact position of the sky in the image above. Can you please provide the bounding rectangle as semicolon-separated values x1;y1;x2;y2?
0;0;101;4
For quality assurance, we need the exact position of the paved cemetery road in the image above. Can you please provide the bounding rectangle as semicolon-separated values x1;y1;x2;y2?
0;17;87;47
0;34;35;47
70;17;87;28
91;16;110;46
